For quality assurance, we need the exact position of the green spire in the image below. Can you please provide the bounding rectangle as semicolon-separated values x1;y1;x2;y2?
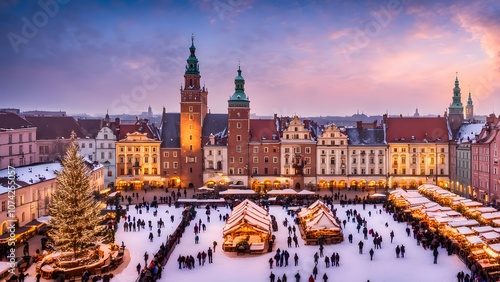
185;34;199;75
228;65;249;107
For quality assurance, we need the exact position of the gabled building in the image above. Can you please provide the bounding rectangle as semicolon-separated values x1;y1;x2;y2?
280;116;317;190
248;117;281;193
384;114;451;189
472;114;500;205
345;122;387;190
449;122;484;198
0;112;37;169
316;123;349;190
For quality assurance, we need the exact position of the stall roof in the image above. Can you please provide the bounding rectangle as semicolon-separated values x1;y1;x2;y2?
461;201;484;207
448;220;480;228
456;227;475;235
480;231;500;241
219;189;257;195
488;243;500;253
471;207;498;213
482;212;500;220
472;226;495;233
465;235;485;245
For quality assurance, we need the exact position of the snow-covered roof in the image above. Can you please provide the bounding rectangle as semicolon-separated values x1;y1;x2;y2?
455;226;474;235
472;226;495;233
0;162;62;193
223;199;271;236
456;122;485;143
305;210;341;232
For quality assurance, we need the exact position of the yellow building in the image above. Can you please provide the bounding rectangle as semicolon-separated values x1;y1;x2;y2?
115;131;162;190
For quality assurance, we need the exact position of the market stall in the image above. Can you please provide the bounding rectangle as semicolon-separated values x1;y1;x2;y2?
297;200;343;244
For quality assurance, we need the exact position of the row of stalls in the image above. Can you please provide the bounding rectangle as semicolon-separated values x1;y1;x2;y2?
222;199;272;253
389;184;500;280
296;200;343;245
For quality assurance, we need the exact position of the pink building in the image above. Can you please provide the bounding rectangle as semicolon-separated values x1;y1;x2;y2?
472;114;500;205
0;112;37;169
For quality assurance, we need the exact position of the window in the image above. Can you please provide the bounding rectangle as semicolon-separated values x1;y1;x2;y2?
236;145;241;153
305;147;311;154
28;133;32;141
173;152;177;157
173;162;178;169
230;157;234;163
145;157;149;163
82;143;86;148
189;124;193;130
253;147;258;153
8;134;12;144
252;167;258;175
29;145;32;153
237;122;241;129
189;135;193;140
264;147;269;153
89;143;92;148
189;106;193;112
239;157;243;163
189;145;193;151
19;134;22;142
101;152;105;159
1;201;5;212
8;146;12;156
253;157;258;163
189;114;193;120
236;135;241;141
264;157;269;163
273;157;278;163
218;150;221;155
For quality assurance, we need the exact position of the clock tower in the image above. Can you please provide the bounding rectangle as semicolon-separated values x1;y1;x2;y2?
227;66;250;186
179;35;208;188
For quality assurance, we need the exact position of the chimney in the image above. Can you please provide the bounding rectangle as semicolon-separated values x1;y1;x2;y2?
209;133;215;145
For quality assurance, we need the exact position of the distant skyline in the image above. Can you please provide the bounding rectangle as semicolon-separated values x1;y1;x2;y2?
1;0;499;117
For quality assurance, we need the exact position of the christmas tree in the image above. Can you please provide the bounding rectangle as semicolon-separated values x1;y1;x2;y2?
47;132;106;257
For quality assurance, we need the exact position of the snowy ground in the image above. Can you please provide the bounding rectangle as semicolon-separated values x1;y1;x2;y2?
110;201;469;282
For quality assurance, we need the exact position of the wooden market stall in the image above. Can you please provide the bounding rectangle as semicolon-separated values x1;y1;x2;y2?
297;200;343;245
222;199;271;253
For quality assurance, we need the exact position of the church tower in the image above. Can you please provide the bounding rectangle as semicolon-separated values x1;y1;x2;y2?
465;91;474;121
227;66;250;185
448;73;464;135
179;35;208;188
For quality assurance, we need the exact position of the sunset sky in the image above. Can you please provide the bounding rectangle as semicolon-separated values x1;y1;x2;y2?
1;0;499;117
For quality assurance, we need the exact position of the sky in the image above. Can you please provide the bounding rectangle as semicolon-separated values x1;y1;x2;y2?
0;0;499;118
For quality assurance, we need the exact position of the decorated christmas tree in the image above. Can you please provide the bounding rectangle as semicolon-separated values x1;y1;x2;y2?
47;132;106;257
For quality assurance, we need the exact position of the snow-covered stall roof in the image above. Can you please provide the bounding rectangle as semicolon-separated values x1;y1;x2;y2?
480;231;500;241
461;201;483;208
455;227;474;235
470;207;497;214
465;236;485;245
222;199;271;236
472;226;495;233
448;220;480;228
305;209;341;232
481;212;500;220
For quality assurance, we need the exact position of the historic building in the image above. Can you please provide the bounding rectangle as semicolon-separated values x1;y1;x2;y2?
115;132;161;190
179;37;208;189
280;116;317;190
0;112;37;169
344;122;387;190
384;114;450;189
471;115;500;204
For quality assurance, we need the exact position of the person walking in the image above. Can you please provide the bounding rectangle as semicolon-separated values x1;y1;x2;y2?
144;252;149;266
401;245;406;258
369;248;374;261
294;253;299;266
390;230;395;243
269;257;274;269
312;265;318;279
270;272;276;282
322;273;328;282
395;245;401;258
136;263;141;275
433;248;439;264
308;274;315;282
358;241;364;254
213;240;218;252
295;271;301;282
208;247;213;263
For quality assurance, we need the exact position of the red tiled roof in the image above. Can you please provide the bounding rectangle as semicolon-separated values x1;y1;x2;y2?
24;116;86;140
0;112;33;129
250;119;279;142
385;117;450;143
